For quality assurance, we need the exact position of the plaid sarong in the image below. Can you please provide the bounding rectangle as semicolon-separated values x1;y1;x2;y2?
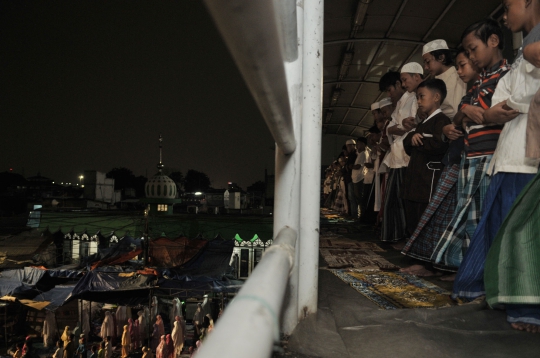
431;155;492;269
453;172;536;300
381;168;407;242
401;164;459;265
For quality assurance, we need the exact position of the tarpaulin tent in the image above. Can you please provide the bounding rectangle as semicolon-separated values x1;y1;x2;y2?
149;237;207;268
32;285;76;311
178;238;235;276
0;267;54;298
80;236;142;270
0;295;50;310
66;270;157;306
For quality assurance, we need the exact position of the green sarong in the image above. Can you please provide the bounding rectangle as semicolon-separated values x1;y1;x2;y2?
485;170;540;307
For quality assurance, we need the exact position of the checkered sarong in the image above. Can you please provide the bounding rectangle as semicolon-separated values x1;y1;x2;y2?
401;164;459;264
431;155;492;269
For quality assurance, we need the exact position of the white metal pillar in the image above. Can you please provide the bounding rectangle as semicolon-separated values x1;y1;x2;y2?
298;0;324;318
275;1;303;334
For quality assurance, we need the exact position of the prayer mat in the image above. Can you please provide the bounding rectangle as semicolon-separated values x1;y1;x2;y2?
320;209;356;223
320;248;398;270
319;237;386;252
331;269;454;310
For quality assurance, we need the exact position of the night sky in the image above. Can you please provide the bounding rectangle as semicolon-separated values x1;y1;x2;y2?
1;1;280;189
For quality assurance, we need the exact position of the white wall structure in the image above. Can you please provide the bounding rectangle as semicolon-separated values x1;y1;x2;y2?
84;170;117;205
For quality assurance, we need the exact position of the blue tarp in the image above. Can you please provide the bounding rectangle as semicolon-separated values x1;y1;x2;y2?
80;236;142;269
33;285;76;310
0;267;48;297
177;238;235;276
66;270;157;305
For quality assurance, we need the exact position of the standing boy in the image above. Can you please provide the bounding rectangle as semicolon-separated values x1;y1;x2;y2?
402;79;451;236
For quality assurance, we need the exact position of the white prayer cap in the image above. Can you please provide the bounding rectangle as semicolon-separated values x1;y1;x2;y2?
379;97;392;108
422;39;449;56
370;102;380;111
401;62;423;75
345;139;356;145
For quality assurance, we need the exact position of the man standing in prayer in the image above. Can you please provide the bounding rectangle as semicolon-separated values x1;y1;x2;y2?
343;139;358;218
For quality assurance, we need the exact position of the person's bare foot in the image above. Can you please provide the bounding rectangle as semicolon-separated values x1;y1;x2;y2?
511;322;540;333
391;242;406;250
399;264;424;274
439;274;456;282
410;267;441;277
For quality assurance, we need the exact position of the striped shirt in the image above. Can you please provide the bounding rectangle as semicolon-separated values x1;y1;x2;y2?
460;59;510;158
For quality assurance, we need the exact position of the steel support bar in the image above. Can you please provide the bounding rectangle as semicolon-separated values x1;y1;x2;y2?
196;227;298;358
325;37;426;47
204;0;297;155
298;0;324;319
274;0;298;62
275;1;304;334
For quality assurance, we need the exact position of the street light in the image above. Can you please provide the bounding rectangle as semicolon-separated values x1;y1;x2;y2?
79;175;84;187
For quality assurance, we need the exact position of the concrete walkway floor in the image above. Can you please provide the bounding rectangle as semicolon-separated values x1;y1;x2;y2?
274;222;540;358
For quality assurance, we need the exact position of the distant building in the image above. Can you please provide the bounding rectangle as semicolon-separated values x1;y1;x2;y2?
141;135;181;215
83;170;121;209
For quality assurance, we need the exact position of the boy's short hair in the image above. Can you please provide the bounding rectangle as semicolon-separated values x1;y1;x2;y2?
356;137;368;145
417;79;447;104
456;45;467;57
461;18;504;50
429;49;454;66
378;71;401;92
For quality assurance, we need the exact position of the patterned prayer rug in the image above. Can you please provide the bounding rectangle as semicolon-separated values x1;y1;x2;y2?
320;249;398;270
319;237;386;252
331;269;454;309
320;208;356;223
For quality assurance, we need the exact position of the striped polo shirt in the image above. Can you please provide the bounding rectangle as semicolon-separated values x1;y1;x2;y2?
460;59;510;158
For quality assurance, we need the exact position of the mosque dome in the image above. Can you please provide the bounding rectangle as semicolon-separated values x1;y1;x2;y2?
144;135;177;199
145;173;178;199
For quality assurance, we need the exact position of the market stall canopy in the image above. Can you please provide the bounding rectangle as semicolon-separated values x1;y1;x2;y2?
82;236;142;270
66;270;157;306
149;237;207;268
0;229;55;269
0;267;54;298
0;295;50;310
31;284;77;311
176;237;235;277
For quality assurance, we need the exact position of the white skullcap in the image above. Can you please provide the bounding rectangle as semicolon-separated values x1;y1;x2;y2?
422;39;449;56
370;102;380;111
401;62;423;75
345;139;356;145
379;97;392;108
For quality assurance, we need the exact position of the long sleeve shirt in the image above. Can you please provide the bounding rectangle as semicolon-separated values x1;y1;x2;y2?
488;23;540;175
460;59;510;158
436;66;467;120
402;109;451;203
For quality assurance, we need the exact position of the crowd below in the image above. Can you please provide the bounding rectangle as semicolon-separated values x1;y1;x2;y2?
323;1;540;333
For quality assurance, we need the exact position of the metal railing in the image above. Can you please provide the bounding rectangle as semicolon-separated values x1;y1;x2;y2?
198;0;323;356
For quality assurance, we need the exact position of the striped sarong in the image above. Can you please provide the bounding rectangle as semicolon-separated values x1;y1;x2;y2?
431;155;492;269
401;164;459;265
332;178;348;214
485;171;540;316
381;168;407;242
452;172;536;300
